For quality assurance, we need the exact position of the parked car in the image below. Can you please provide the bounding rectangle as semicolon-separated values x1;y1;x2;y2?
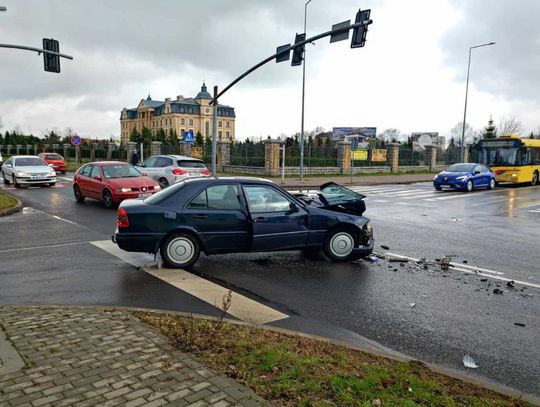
0;151;3;169
1;155;56;187
73;161;160;208
113;178;374;268
136;155;210;188
433;163;495;192
38;152;67;173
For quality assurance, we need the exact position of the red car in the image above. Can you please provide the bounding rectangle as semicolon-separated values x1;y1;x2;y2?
39;152;67;173
73;161;160;208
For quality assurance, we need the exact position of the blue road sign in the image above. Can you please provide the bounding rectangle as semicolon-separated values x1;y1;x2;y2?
184;130;195;144
70;135;82;146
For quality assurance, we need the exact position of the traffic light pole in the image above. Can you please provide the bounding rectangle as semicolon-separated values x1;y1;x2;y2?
211;86;218;177
0;43;73;60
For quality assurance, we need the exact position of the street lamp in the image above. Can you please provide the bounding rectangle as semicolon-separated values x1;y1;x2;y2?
460;41;495;162
299;0;313;181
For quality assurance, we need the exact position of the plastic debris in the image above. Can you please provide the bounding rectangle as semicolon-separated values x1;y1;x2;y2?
480;278;488;282
451;217;462;222
441;257;450;270
462;260;468;264
463;355;478;369
367;255;379;263
493;288;504;295
506;280;516;288
514;322;526;327
409;303;416;308
381;245;390;250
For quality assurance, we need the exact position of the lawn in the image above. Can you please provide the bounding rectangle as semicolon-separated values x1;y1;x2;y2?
134;312;531;407
0;192;18;211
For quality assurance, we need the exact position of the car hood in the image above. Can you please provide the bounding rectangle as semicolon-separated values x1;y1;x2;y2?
437;171;470;179
292;182;366;216
15;165;54;174
107;176;158;189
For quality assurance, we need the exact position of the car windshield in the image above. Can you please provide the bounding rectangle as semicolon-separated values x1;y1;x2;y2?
177;160;206;168
102;164;141;179
446;164;475;172
145;181;186;205
45;154;63;160
15;157;46;167
319;182;365;204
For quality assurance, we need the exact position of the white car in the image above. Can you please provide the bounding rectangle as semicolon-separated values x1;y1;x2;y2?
1;155;56;188
137;155;210;188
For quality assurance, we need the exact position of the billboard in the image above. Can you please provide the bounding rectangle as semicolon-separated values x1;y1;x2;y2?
411;132;439;151
332;127;377;141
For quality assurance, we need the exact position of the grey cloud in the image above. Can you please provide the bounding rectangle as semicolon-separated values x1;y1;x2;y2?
440;0;540;101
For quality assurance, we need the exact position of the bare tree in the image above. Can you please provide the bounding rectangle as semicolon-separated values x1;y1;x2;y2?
379;128;401;143
497;116;523;136
450;122;476;145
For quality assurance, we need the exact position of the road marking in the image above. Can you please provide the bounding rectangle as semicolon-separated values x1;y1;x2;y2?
0;241;89;254
381;252;540;289
57;176;74;182
91;240;289;325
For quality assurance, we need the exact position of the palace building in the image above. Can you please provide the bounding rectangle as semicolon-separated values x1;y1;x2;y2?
120;83;236;143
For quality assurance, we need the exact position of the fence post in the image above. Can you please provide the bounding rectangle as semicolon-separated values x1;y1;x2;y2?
386;143;400;173
150;141;162;157
16;145;22;155
216;140;231;172
90;144;96;162
337;140;351;175
463;147;469;163
33;145;38;156
425;145;437;171
126;142;137;164
26;145;32;155
264;139;281;176
107;143;114;160
63;144;69;160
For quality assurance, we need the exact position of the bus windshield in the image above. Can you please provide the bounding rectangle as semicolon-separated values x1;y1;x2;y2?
478;139;521;166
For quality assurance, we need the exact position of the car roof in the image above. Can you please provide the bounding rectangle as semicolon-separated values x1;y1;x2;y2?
86;161;129;166
183;176;275;186
153;155;203;161
11;155;41;159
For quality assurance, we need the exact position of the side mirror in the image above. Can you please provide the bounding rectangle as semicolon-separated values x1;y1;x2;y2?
48;163;54;167
142;172;148;177
93;175;101;181
474;170;481;175
289;202;300;213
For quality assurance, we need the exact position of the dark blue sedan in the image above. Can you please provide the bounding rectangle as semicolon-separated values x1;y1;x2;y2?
433;163;495;192
113;177;374;268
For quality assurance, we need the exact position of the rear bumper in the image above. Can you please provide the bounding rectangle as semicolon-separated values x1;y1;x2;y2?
113;231;162;254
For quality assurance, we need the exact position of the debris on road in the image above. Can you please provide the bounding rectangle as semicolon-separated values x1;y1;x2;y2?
388;257;408;263
463;355;478;369
409;303;416;308
480;278;488;282
441;257;450;270
381;245;390;250
451;217;462;222
462;260;468;264
514;322;526;327
493;288;504;295
506;280;516;288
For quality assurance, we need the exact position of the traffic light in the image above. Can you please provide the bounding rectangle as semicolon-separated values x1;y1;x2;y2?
351;9;371;48
276;44;291;63
291;33;306;66
43;38;60;73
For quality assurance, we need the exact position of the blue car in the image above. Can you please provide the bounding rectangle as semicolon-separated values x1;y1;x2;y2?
113;178;374;268
433;163;496;192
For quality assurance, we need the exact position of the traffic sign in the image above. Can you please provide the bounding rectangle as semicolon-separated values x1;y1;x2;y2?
183;130;195;144
70;134;82;146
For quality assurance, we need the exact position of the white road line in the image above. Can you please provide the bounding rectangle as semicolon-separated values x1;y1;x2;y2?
372;189;425;197
372;199;389;203
350;187;408;193
403;192;441;199
57;177;74;182
91;240;289;325
0;241;89;254
380;251;540;289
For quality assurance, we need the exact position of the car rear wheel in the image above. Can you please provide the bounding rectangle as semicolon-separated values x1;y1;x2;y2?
103;189;114;208
466;180;473;192
158;177;169;188
532;171;539;186
73;185;85;202
488;178;495;190
161;232;200;268
2;173;9;185
324;228;356;262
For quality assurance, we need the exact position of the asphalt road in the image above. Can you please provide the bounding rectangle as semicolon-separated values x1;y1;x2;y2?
1;176;539;397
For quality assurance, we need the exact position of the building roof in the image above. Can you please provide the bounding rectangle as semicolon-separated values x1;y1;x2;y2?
195;82;212;99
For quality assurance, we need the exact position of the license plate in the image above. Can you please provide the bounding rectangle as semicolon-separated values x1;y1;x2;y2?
32;176;46;180
138;193;151;199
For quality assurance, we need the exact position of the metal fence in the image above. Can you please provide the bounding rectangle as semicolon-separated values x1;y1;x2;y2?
283;144;337;167
230;143;265;167
398;147;427;166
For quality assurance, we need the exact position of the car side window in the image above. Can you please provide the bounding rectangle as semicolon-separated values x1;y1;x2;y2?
80;165;92;177
143;157;157;167
90;166;101;178
481;165;489;172
243;186;291;213
188;185;241;210
474;165;481;173
160;158;173;167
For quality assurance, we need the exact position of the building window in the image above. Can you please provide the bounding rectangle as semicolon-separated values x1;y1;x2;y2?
226;131;230;138
205;121;209;139
181;118;185;125
218;120;222;127
226;121;230;128
189;119;193;126
218;131;222;138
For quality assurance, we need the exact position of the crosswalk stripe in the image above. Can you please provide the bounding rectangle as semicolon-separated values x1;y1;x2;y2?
90;240;289;325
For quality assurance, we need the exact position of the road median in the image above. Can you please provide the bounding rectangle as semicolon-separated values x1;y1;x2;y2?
0;191;22;216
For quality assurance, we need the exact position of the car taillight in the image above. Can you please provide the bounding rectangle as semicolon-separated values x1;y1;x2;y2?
117;207;129;228
201;169;210;175
172;168;188;175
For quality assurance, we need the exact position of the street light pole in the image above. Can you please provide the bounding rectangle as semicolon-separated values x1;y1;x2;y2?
460;41;495;162
299;0;312;181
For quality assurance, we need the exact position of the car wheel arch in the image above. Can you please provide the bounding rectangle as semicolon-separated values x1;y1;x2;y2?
156;227;206;255
326;222;361;243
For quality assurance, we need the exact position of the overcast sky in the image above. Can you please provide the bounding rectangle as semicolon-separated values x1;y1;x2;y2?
0;0;539;141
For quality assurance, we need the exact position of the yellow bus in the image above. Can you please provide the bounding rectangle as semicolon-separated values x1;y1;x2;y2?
477;135;540;185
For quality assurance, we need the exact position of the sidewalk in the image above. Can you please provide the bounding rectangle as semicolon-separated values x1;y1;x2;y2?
0;306;267;407
265;173;435;189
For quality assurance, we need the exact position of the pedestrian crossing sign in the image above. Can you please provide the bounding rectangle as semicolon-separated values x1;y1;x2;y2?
183;130;195;144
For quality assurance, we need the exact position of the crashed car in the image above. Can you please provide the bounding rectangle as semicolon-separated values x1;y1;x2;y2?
113;177;373;268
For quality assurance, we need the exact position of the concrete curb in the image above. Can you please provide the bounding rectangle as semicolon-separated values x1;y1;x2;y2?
0;193;23;216
8;304;539;405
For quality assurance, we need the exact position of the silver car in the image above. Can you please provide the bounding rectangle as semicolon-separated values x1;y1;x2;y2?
1;155;57;187
137;155;209;188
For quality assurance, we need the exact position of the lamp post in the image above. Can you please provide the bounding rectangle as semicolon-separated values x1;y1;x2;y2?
460;41;495;162
299;0;312;181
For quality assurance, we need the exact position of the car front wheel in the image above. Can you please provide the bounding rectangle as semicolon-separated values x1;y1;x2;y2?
466;180;473;192
324;229;357;262
488;178;495;190
161;232;200;268
13;175;21;188
158;177;169;188
103;189;114;208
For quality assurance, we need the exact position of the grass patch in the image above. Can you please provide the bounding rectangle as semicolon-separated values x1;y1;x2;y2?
134;312;531;407
0;192;18;211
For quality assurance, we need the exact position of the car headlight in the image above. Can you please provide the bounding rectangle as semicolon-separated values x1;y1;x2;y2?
456;175;468;181
362;223;373;238
48;171;56;176
117;188;131;193
153;185;161;190
16;171;28;177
